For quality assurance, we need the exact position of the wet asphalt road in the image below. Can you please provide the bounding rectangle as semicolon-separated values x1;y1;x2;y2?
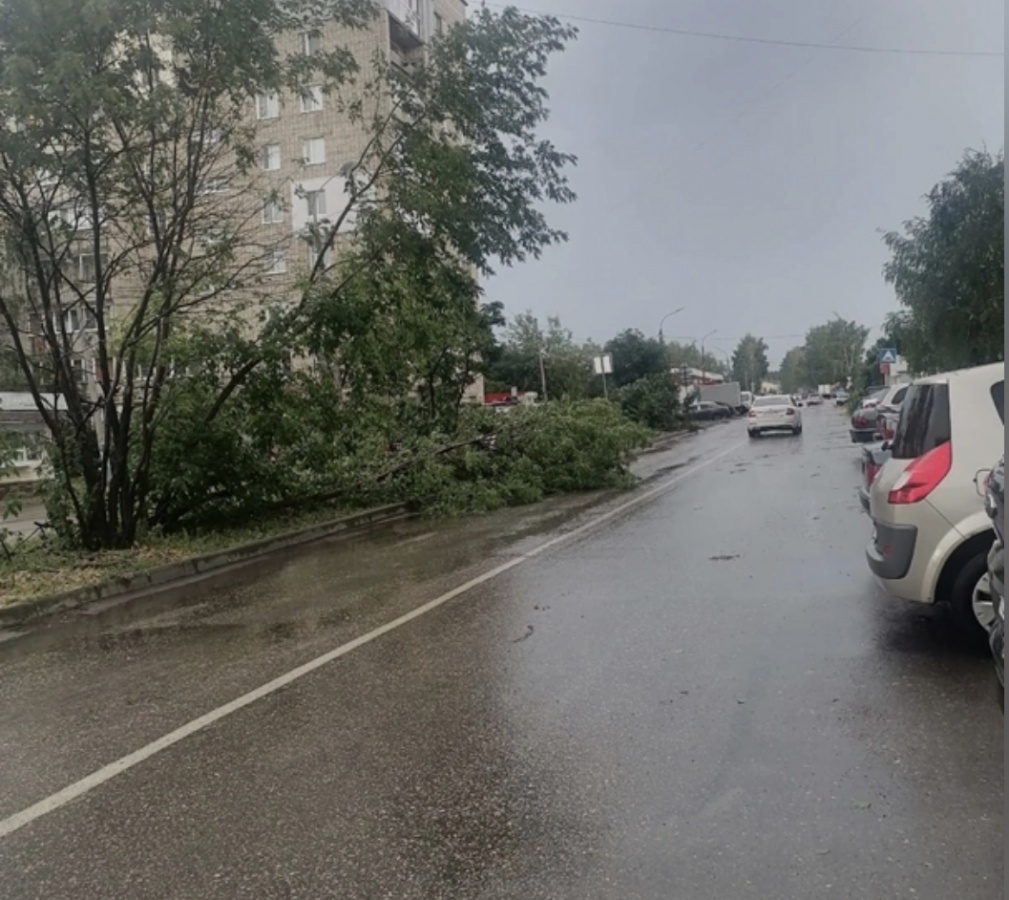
0;407;1002;899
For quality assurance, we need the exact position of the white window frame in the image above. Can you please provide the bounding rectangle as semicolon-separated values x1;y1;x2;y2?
301;31;321;56
301;137;326;166
201;176;230;194
299;85;323;113
256;91;280;120
266;249;288;275
262;197;284;224
261;143;281;171
53;307;97;334
305;189;327;219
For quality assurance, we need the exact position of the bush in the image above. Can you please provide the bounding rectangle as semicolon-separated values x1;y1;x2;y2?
616;373;683;432
377;400;651;516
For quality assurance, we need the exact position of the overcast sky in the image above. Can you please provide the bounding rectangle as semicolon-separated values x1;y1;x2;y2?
486;0;1005;366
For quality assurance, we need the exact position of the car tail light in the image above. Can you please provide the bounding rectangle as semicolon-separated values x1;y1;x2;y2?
748;410;757;418
865;462;880;487
887;442;952;505
785;408;795;416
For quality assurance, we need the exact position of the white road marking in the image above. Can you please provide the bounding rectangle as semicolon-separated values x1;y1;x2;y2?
0;438;745;840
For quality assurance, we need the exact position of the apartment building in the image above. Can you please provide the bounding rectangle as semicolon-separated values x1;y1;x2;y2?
237;0;484;400
250;0;466;290
12;0;479;406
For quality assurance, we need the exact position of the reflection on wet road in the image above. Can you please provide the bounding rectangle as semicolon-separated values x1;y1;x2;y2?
0;409;1002;898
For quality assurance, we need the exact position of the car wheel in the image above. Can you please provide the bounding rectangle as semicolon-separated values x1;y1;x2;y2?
950;551;994;646
748;430;759;439
793;426;802;435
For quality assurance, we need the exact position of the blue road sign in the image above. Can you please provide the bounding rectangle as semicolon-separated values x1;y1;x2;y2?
878;348;898;365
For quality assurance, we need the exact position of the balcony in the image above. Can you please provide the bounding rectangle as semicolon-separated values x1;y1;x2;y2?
385;0;425;53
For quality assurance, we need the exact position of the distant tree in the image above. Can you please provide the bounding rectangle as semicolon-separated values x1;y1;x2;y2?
731;334;770;392
802;318;869;387
883;149;1004;373
778;346;808;394
604;329;667;388
485;312;591;400
665;341;726;377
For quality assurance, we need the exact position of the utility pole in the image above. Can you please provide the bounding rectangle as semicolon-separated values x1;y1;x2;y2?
537;347;548;402
700;329;717;382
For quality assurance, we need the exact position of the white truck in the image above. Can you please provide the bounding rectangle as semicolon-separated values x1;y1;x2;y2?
699;382;743;413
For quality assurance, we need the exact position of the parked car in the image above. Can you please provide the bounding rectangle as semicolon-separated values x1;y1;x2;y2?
746;395;802;437
833;389;849;407
687;401;732;421
873;383;911;443
858;388;886;409
984;457;1004;708
806;393;823;407
866;362;1005;644
850;395;886;442
858;442;891;514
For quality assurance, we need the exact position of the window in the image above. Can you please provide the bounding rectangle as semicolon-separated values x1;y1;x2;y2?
256;91;280;119
305;239;330;269
890;384;951;460
301;31;321;55
261;143;281;171
434;12;444;34
302;137;326;166
265;249;287;275
201;176;229;194
76;253;98;282
299;85;323;113
262;198;284;224
54;307;97;334
305;189;327;219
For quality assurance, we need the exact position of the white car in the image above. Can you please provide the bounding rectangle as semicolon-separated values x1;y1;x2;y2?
866;362;1005;643
747;395;802;437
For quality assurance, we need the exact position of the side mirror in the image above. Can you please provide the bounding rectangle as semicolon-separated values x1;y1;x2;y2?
880;441;891;452
974;468;992;498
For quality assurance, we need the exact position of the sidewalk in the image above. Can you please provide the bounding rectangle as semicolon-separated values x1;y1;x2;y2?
2;502;47;538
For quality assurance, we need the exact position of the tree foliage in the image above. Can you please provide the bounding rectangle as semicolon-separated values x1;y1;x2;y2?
731;334;770;392
802;318;869;388
883;149;1004;373
616;372;682;432
0;2;579;547
778;346;808;394
604;329;667;388
484;311;591;400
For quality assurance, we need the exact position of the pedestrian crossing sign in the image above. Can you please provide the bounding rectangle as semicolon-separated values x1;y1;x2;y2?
878;348;898;365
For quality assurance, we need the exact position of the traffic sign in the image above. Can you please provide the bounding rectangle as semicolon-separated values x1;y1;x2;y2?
878;348;898;365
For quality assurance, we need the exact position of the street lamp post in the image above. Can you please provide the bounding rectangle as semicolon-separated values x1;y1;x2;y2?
658;307;685;347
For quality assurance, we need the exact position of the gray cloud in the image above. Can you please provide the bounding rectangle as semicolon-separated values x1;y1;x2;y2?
488;0;1005;364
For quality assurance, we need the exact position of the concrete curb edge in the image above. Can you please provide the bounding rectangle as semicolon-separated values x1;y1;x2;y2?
0;503;411;627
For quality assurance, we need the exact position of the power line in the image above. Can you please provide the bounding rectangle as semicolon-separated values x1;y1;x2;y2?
487;4;1004;58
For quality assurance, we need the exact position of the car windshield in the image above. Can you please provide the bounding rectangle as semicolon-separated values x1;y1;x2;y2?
890;383;951;460
753;396;789;407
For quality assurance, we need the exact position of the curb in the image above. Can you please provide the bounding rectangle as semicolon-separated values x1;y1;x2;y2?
638;429;693;456
0;503;411;627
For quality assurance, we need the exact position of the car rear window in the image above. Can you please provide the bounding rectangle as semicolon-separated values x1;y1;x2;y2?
992;381;1004;423
889;383;950;460
754;396;787;407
